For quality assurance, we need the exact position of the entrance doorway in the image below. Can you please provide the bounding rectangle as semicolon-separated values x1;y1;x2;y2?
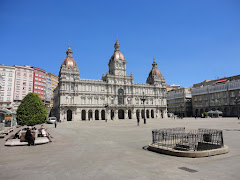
151;110;154;118
88;110;93;120
82;110;86;120
95;110;99;120
67;110;72;121
111;110;114;120
118;109;124;119
101;110;105;120
128;110;131;119
136;110;140;119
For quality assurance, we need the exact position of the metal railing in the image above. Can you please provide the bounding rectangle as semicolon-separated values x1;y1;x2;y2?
152;128;224;151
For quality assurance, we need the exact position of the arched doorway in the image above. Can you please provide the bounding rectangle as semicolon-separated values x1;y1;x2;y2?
95;110;99;120
101;110;105;120
136;110;140;119
146;110;149;118
118;109;124;119
195;109;199;116
141;110;144;119
111;110;114;120
88;110;93;120
200;109;204;117
82;110;86;120
128;110;131;119
231;107;237;116
67;110;72;121
151;110;154;118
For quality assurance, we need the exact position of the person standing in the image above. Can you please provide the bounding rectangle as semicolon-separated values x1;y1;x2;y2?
55;120;57;128
25;128;35;146
137;116;140;126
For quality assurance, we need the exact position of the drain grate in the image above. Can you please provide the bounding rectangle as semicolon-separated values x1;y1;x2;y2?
179;167;198;173
142;145;149;150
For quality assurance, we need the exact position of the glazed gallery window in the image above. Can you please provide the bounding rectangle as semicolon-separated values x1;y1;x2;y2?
118;88;124;105
71;84;74;91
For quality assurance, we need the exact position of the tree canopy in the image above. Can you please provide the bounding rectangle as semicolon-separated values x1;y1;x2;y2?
17;93;47;126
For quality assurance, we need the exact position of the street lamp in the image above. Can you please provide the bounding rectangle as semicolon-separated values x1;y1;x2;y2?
140;92;146;124
180;105;183;119
104;104;108;122
234;97;240;119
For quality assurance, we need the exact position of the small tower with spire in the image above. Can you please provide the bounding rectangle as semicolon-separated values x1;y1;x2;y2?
66;43;73;58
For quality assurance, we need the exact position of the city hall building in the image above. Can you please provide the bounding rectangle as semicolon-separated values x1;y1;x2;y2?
53;41;167;121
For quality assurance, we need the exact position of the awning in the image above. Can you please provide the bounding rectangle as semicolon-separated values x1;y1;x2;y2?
207;110;223;115
0;109;13;115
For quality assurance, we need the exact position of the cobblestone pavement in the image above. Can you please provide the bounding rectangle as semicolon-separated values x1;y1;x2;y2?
0;118;240;180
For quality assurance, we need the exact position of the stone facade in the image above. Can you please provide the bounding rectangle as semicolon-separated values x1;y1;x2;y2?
167;87;192;117
192;75;240;117
53;41;167;121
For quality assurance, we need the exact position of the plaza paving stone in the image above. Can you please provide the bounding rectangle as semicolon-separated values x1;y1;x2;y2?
0;118;240;180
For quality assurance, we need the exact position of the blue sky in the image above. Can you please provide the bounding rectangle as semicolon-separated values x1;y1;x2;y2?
1;0;239;87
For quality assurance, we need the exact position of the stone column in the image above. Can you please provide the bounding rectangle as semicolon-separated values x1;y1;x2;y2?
60;110;65;122
77;108;82;121
125;110;129;120
163;109;168;118
92;109;95;121
86;109;89;121
132;109;137;119
114;110;118;120
106;109;111;121
72;109;75;121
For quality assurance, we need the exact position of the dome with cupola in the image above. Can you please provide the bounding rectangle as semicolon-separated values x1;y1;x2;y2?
110;40;126;61
148;60;162;78
147;59;165;84
61;44;78;69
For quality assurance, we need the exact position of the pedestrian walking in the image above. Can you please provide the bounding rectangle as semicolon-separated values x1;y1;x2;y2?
55;120;57;128
137;116;140;126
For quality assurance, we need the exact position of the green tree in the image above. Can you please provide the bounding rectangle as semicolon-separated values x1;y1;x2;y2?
17;93;47;126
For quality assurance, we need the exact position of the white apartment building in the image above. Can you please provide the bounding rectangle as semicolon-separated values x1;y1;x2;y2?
13;65;34;110
0;65;15;110
192;76;240;117
167;87;192;117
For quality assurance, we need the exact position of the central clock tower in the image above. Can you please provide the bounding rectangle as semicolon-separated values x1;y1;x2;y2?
108;40;127;77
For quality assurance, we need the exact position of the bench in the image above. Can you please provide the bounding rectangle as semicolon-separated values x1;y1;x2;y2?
5;137;50;146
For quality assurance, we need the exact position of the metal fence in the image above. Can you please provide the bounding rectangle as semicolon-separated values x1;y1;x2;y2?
152;128;224;151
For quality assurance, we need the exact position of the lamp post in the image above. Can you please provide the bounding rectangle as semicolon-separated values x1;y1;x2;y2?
104;104;108;122
234;97;240;119
140;92;146;124
180;105;183;119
